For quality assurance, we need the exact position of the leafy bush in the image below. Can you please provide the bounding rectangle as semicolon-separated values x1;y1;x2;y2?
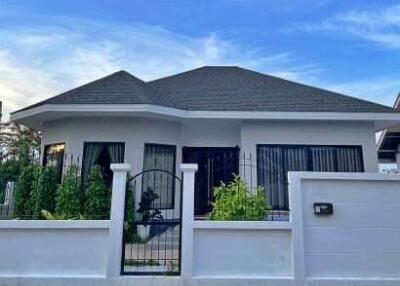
85;165;110;219
31;167;58;219
55;164;84;218
209;175;270;221
13;163;37;218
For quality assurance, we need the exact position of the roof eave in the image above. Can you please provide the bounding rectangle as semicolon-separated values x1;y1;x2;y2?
11;104;400;130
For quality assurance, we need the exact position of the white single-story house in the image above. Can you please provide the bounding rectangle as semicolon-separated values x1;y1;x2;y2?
11;66;400;214
5;66;400;285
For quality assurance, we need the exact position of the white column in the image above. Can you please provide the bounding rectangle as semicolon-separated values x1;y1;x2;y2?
180;163;198;281
288;172;306;284
396;144;400;172
106;163;131;278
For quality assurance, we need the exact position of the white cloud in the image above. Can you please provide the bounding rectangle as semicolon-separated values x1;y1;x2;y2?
0;19;313;121
296;4;400;48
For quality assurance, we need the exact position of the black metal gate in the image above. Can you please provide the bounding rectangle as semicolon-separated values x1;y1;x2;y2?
121;169;182;275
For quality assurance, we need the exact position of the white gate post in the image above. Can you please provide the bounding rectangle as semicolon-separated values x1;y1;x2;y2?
180;163;198;280
107;163;131;278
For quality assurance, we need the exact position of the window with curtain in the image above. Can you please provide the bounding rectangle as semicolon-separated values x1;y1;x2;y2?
82;142;125;188
143;144;176;209
257;145;363;210
43;143;65;183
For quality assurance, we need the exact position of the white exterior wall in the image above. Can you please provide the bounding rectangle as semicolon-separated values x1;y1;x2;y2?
0;221;108;277
42;117;378;173
240;120;378;172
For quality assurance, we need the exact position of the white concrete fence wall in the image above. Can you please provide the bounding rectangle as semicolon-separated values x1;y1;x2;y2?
0;165;400;286
289;172;400;284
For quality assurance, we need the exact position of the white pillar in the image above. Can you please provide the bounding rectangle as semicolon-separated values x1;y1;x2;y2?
396;144;400;172
180;163;198;281
106;163;131;278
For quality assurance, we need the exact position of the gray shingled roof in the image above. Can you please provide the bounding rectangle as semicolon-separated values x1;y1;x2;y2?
15;66;397;113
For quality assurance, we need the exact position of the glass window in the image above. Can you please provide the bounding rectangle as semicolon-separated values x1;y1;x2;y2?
43;143;65;183
143;144;176;209
257;145;363;210
82;142;125;188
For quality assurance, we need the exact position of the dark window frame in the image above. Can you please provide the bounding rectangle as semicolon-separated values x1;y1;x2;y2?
82;141;126;188
256;144;364;210
42;142;66;183
143;143;177;210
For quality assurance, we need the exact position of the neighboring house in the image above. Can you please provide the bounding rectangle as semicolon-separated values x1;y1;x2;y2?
10;66;400;214
377;93;400;170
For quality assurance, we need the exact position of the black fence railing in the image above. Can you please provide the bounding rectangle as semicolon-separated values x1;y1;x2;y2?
193;152;290;221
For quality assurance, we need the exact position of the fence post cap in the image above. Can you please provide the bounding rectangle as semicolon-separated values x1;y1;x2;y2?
180;163;198;172
110;163;131;172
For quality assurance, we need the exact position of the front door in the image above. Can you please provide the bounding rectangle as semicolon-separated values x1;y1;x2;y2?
182;147;239;216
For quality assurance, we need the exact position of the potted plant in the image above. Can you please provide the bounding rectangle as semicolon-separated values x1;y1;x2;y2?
136;187;163;239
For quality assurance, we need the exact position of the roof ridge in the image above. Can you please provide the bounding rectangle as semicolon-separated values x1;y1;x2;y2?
146;65;239;83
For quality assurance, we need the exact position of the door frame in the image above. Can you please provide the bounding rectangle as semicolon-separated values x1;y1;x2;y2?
182;146;240;216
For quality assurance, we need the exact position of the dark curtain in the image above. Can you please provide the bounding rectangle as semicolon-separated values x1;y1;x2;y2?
257;145;363;210
82;142;125;188
107;143;124;164
82;143;104;188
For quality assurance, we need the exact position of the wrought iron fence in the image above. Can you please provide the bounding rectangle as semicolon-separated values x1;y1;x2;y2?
193;152;290;221
122;169;182;275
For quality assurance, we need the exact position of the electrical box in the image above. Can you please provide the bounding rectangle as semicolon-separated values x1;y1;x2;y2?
313;202;333;215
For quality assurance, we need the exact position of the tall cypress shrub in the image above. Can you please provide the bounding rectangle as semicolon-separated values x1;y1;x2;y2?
85;165;109;219
13;164;37;218
55;164;84;218
31;167;58;219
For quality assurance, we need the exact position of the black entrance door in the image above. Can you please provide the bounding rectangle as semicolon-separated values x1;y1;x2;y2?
182;147;239;216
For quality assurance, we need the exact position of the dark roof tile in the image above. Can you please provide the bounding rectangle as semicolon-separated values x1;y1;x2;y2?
15;66;397;114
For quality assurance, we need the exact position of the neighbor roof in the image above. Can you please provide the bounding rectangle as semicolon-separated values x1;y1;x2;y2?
14;66;397;114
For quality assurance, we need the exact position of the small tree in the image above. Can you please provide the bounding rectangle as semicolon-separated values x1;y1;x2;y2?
13;164;37;218
85;165;110;219
210;175;270;221
31;167;58;219
56;164;84;218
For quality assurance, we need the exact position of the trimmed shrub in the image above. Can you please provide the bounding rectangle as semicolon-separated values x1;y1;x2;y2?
13;164;37;218
55;164;84;218
31;167;58;219
85;165;110;219
210;175;270;221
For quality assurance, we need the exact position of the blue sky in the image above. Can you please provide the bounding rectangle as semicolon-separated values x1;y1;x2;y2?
0;0;399;120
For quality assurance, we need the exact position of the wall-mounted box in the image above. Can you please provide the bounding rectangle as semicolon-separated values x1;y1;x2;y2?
313;203;333;215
